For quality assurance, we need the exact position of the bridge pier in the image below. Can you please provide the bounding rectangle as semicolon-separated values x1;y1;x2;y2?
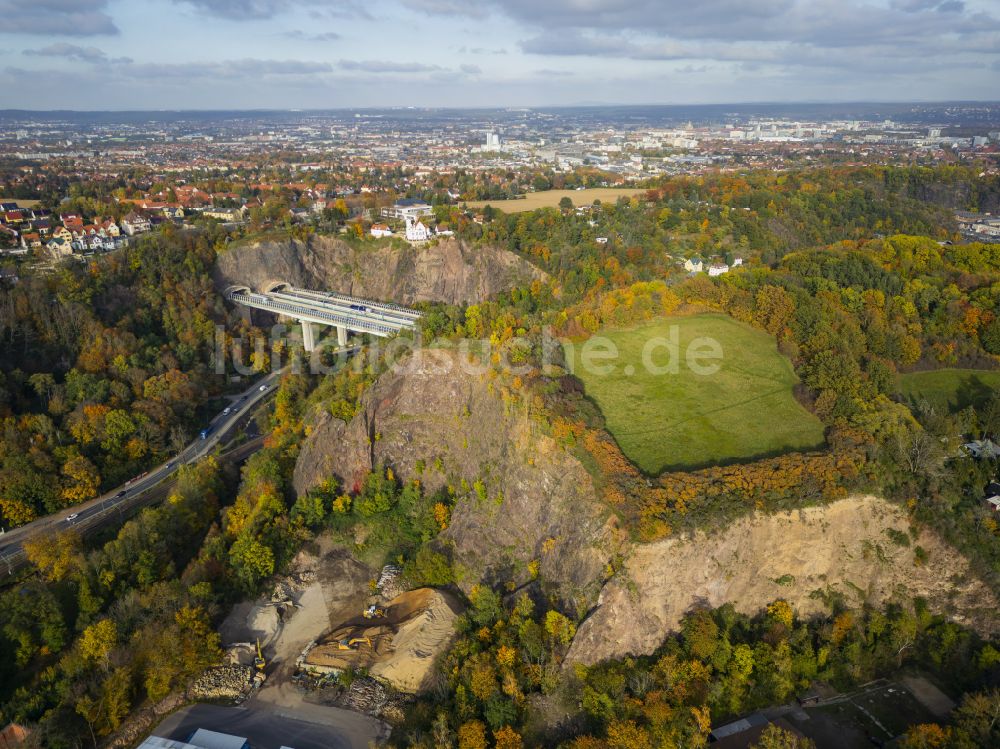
336;325;348;347
301;321;316;352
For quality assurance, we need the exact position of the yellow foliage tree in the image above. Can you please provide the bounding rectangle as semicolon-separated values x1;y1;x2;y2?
767;599;795;629
0;497;36;527
457;720;488;749
24;529;83;582
61;453;101;505
544;610;577;646
494;725;524;749
606;719;651;749
79;618;117;667
496;644;517;669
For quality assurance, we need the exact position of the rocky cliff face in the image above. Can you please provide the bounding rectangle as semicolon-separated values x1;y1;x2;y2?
215;235;546;306
567;495;999;665
293;348;619;615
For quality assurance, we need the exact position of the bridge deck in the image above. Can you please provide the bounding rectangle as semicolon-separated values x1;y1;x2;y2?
227;287;420;339
269;289;419;327
277;287;421;321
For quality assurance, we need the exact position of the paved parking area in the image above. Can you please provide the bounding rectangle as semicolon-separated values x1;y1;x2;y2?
151;702;384;749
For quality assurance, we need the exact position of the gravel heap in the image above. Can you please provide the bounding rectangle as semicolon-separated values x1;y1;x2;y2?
376;565;405;601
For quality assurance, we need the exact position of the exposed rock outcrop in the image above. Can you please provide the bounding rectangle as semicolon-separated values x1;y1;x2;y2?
567;495;999;665
294;410;348;494
293;348;619;615
215;234;546;306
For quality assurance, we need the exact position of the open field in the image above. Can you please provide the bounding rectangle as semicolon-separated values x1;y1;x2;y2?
465;187;646;213
564;314;825;473
897;368;1000;413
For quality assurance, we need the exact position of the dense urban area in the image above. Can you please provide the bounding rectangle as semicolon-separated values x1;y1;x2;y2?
1;102;1000;749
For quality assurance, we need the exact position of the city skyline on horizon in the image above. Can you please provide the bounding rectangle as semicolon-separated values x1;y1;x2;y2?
3;99;1000;115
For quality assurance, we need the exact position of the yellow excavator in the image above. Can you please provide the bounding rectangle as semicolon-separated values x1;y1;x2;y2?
363;605;386;619
336;636;372;651
254;638;266;671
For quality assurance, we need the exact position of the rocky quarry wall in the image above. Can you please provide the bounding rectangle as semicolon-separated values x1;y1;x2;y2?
567;494;1000;665
294;348;620;615
215;234;547;306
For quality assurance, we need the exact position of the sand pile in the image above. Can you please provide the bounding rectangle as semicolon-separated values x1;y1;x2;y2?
247;604;281;646
302;587;463;694
370;589;462;692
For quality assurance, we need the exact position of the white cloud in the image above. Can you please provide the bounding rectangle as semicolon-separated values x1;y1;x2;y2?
0;0;117;35
24;43;111;63
338;59;443;73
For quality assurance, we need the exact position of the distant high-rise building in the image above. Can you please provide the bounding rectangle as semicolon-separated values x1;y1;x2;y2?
484;130;502;149
928;127;942;138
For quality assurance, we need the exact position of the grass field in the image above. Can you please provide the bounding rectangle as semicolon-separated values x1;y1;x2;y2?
897;368;1000;413
465;187;645;214
564;314;825;473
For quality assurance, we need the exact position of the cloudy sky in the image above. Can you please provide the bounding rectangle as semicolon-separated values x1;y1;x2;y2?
1;0;999;109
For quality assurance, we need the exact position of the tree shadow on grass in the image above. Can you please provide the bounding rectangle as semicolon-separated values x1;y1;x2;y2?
900;372;996;415
609;386;827;475
653;439;828;475
952;374;995;413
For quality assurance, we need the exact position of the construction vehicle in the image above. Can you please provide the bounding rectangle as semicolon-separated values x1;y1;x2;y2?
336;636;372;651
363;604;386;619
254;638;266;671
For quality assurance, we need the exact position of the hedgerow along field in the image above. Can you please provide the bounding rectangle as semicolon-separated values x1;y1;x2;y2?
564;313;826;473
465;187;645;213
898;368;1000;413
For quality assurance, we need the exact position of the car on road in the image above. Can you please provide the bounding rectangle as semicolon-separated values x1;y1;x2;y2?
223;406;231;415
166;461;175;469
240;394;248;401
116;490;126;498
258;384;268;391
66;513;79;522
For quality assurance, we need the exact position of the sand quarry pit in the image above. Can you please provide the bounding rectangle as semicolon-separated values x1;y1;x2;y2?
302;588;463;693
219;541;374;675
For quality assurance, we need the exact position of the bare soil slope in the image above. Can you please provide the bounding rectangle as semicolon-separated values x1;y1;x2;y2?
215;234;546;306
567;495;999;665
